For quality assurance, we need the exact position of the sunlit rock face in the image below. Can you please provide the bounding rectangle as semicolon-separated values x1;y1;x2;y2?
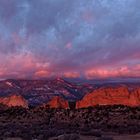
0;95;28;108
44;96;69;109
76;86;140;108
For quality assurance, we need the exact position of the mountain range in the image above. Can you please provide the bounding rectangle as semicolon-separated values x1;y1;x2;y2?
0;78;140;108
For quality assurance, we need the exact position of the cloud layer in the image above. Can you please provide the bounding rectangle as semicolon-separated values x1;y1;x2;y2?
0;0;140;79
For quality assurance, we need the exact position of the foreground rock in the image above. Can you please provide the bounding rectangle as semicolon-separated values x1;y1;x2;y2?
43;96;69;109
0;95;28;108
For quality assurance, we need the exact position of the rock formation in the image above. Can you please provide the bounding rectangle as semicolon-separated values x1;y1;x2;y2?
76;86;140;108
44;96;69;109
0;94;28;108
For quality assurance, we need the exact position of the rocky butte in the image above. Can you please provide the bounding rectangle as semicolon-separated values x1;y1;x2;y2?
0;95;28;108
42;86;140;109
0;83;140;109
76;86;140;108
43;96;69;109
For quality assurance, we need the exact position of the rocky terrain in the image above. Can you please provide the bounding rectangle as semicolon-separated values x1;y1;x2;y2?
43;96;69;109
0;78;94;106
0;78;140;108
0;95;28;108
0;105;140;139
76;86;140;108
0;79;140;139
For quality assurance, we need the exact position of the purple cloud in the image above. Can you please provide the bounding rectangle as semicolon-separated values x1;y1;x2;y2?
0;0;140;79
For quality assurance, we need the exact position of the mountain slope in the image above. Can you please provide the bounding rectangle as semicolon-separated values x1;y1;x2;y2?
0;78;94;106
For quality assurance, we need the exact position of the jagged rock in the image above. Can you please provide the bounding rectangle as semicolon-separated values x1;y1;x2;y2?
43;96;69;109
0;95;28;108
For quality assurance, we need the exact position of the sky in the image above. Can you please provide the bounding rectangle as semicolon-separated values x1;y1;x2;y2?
0;0;140;79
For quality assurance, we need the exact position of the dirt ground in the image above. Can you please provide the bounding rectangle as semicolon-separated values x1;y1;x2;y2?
49;133;140;140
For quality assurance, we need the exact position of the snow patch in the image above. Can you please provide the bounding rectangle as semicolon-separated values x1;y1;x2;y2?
5;82;13;87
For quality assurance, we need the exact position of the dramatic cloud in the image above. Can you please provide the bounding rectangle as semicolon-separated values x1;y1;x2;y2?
0;0;140;79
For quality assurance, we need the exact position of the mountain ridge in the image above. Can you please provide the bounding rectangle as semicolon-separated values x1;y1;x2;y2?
0;78;140;108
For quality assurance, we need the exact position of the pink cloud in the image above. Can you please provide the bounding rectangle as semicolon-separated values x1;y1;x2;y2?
63;72;80;78
34;70;50;78
85;66;136;79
